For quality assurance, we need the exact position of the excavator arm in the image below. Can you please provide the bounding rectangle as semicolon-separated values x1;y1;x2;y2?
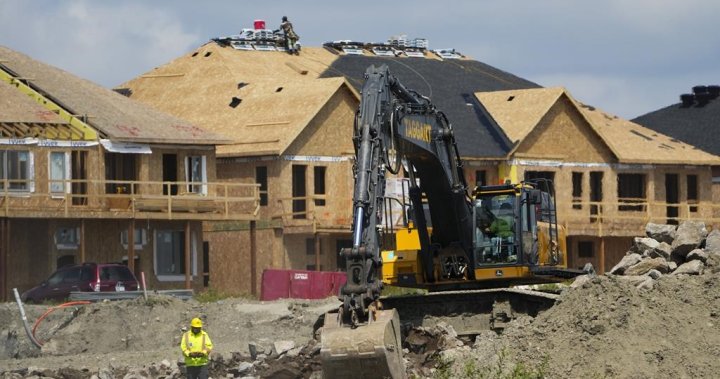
322;64;473;379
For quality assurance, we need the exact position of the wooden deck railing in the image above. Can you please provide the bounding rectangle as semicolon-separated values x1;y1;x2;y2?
0;178;260;220
561;199;717;236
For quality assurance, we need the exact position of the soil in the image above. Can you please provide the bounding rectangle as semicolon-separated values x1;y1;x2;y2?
3;271;720;378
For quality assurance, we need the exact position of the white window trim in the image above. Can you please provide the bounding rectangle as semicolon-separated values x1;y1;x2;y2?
48;151;71;197
185;155;207;195
55;227;80;250
1;150;35;193
154;229;197;281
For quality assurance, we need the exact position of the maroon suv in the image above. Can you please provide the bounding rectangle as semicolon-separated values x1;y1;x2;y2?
21;263;139;303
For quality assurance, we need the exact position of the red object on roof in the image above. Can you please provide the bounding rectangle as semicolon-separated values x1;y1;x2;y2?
254;20;266;30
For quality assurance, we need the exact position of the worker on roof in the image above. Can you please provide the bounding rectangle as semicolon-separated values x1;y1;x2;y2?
277;16;300;55
180;317;213;379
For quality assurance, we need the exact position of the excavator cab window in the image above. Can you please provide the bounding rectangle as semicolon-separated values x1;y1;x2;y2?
473;193;518;265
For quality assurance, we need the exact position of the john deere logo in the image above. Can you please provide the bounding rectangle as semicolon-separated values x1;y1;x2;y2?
495;270;504;277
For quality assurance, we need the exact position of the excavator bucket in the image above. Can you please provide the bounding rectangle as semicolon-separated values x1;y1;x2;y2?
320;308;406;379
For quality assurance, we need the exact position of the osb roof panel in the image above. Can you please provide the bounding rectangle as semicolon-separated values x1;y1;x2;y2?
0;80;67;124
574;98;720;165
475;86;720;165
475;87;564;143
0;45;226;144
119;44;354;157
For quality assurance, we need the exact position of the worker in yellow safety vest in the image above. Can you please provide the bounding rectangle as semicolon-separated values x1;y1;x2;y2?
180;317;214;379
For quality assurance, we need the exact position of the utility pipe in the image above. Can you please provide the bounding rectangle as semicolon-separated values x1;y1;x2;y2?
12;288;41;349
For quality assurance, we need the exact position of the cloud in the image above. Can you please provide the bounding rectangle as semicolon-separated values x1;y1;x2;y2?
0;0;200;87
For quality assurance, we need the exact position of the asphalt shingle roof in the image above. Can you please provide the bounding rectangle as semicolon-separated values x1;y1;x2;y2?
632;96;720;156
319;56;540;159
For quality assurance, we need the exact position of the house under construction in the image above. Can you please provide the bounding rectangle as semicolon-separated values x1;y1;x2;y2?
117;37;720;295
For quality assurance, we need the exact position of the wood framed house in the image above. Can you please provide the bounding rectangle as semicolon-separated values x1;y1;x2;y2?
474;87;720;272
119;43;359;295
0;46;258;300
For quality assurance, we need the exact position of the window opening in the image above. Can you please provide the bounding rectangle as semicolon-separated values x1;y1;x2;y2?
572;172;583;209
314;166;326;206
578;241;594;258
292;165;307;219
617;174;646;211
687;174;698;213
185;156;207;194
255;166;268;206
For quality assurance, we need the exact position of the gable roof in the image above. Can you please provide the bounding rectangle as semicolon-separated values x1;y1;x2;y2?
476;87;720;165
0;45;226;145
632;94;720;157
119;43;358;157
0;79;68;124
319;55;539;159
475;87;564;144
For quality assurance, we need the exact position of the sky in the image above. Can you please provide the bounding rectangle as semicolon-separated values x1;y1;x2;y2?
1;0;719;120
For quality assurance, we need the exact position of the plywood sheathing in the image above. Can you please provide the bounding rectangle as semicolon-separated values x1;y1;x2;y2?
120;44;359;158
476;87;564;144
0;45;226;145
0;80;68;124
476;87;720;165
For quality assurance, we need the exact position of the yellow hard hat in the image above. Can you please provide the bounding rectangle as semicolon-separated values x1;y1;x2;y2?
190;318;203;328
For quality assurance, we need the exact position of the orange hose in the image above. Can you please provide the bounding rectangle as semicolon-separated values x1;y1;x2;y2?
32;301;91;346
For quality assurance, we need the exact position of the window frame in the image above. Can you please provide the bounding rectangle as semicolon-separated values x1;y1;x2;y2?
255;166;268;206
153;229;197;281
48;151;71;196
185;155;207;195
617;173;646;212
0;150;34;192
313;166;326;206
120;228;148;250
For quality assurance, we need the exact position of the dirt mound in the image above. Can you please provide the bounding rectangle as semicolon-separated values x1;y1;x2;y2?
0;294;337;376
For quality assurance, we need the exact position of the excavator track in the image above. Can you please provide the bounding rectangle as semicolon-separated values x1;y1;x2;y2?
320;288;558;378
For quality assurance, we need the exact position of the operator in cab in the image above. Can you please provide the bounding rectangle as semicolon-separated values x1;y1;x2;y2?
180;317;214;379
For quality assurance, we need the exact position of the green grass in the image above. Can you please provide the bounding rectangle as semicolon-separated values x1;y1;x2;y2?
431;348;549;379
194;288;237;303
381;285;428;297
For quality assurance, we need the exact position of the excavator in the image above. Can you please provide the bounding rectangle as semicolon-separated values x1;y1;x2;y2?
320;65;586;379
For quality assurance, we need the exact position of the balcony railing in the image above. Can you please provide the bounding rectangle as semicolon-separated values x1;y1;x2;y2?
0;178;260;220
561;199;717;236
273;195;353;232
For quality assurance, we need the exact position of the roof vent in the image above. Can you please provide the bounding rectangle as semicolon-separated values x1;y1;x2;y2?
229;97;242;108
708;85;720;99
692;85;708;95
696;92;711;106
680;93;695;107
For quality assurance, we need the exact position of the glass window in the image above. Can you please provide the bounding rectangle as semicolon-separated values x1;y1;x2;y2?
154;230;195;279
186;156;206;194
0;150;32;191
49;152;68;194
474;194;517;265
47;271;63;286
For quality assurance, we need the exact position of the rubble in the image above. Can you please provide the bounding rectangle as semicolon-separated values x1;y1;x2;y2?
2;220;720;379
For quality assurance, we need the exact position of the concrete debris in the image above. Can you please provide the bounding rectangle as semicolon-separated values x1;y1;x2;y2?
272;340;296;356
671;260;705;275
608;253;643;275
625;257;670;276
649;242;672;260
687;248;709;263
610;221;716;280
632;237;660;254
645;222;677;244
671;221;707;259
704;229;720;254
